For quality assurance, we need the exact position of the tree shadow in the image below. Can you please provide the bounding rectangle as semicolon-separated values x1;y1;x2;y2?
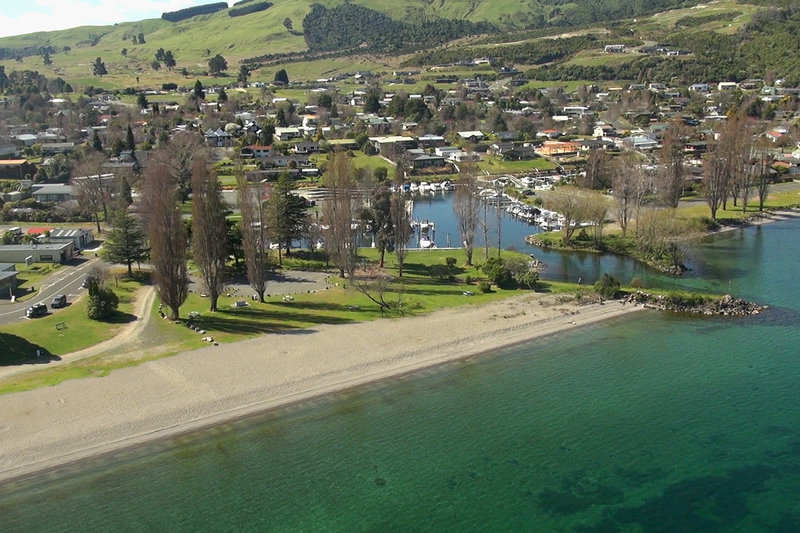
0;333;62;366
188;305;357;336
103;311;137;325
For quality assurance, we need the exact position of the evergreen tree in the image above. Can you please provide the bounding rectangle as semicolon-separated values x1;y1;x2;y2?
208;54;227;75
274;68;289;84
86;280;119;320
126;125;136;151
193;80;205;100
92;57;107;76
218;88;228;103
100;211;149;276
238;65;249;85
92;130;103;152
164;50;176;70
267;173;309;264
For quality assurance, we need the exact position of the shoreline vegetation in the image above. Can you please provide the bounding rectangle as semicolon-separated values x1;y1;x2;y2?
527;207;800;275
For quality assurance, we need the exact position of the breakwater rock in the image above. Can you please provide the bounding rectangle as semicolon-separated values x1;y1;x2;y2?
623;292;763;316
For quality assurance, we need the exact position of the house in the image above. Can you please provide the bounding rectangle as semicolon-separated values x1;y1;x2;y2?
717;82;738;92
448;151;480;163
326;139;359;151
563;106;590;117
48;228;95;250
368;136;417;155
489;142;537;160
537;140;582;156
604;44;626;53
273;127;303;142
626;135;659;150
292;141;320;155
0;159;36;179
40;142;76;155
765;127;790;143
0;263;19;298
204;128;233;147
30;183;74;203
241;145;274;159
0;242;75;264
435;146;461;157
537;129;562;140
457;131;485;143
502;145;538;160
593;124;618;138
417;134;446;148
409;154;447;170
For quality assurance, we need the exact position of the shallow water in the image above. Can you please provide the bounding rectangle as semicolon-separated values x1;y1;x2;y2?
1;220;799;532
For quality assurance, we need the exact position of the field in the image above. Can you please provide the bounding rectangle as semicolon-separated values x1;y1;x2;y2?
477;156;558;174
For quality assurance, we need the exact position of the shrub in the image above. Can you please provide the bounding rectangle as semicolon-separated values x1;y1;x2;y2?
594;273;621;299
629;276;644;289
86;282;119;320
482;257;516;289
162;82;178;91
478;281;491;293
464;274;472;285
445;257;457;267
429;264;455;281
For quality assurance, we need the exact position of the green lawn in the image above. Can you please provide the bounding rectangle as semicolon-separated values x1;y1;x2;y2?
0;248;557;393
10;263;64;302
1;276;143;365
477;156;558;174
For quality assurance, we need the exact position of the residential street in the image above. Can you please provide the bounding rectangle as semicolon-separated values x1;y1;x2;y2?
0;256;101;326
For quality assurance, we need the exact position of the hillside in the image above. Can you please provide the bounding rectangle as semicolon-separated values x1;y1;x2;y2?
0;0;795;89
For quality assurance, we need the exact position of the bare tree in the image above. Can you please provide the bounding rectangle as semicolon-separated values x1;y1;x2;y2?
731;114;756;213
191;156;228;311
657;120;687;208
544;186;589;245
163;131;205;202
635;209;700;271
391;166;411;277
142;155;189;320
578;149;610;190
391;192;412;276
702;134;731;221
237;169;271;303
73;151;115;233
453;162;481;266
583;190;609;247
611;151;647;237
322;151;359;278
754;141;773;211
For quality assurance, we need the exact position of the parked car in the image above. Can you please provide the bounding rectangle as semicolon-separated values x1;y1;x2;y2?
51;294;67;308
26;303;47;318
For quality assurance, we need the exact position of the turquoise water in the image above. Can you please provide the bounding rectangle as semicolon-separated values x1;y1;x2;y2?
2;221;800;532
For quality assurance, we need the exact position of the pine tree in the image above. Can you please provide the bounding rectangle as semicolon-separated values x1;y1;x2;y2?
267;173;309;264
92;130;103;152
126;124;136;151
100;211;149;276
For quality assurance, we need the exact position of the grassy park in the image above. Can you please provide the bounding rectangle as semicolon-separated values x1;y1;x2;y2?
0;248;560;394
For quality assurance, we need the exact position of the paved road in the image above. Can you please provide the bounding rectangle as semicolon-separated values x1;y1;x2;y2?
0;256;100;326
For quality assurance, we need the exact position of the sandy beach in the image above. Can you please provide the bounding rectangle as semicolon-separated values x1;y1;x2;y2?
0;292;643;482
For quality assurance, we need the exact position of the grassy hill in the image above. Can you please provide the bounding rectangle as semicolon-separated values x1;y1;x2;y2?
0;0;787;90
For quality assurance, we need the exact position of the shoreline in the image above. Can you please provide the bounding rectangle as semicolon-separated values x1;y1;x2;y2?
0;294;644;484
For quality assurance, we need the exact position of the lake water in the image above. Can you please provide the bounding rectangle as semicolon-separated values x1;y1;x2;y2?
1;219;799;532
